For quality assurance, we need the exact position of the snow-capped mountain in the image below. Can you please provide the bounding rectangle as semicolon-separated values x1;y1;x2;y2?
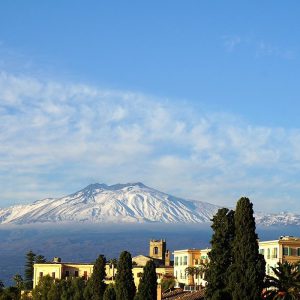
1;182;300;226
0;182;219;224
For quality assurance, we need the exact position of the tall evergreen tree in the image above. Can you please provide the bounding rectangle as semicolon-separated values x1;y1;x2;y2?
103;284;116;300
135;260;157;300
72;277;86;300
115;251;136;300
90;254;107;300
229;197;265;300
83;279;93;300
205;208;235;300
24;250;36;290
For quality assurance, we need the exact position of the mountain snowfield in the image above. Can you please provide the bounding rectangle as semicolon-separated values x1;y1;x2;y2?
0;182;299;226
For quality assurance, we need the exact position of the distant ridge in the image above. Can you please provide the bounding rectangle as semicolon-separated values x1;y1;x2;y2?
0;182;218;224
0;183;299;226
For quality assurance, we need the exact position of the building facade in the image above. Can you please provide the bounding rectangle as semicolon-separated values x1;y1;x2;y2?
33;261;94;288
173;249;201;286
259;236;300;276
33;239;173;289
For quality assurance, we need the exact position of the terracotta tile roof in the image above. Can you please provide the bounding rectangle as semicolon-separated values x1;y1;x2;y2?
162;289;205;300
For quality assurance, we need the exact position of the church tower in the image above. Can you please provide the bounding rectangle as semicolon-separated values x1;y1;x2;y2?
149;239;166;262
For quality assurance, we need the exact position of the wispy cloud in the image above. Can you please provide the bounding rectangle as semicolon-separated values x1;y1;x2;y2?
1;71;300;212
222;35;295;60
222;35;242;52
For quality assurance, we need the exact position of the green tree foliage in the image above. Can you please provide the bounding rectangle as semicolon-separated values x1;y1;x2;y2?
115;251;136;300
160;277;175;292
32;276;87;300
108;259;118;280
0;286;19;300
103;284;116;300
83;279;93;300
185;266;204;286
35;255;46;264
32;275;53;300
24;251;47;291
229;197;265;300
72;277;86;300
13;274;24;291
205;208;235;300
263;261;300;299
24;250;36;290
135;260;157;300
90;255;106;300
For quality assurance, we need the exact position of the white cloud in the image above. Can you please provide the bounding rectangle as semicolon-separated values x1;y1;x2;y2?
222;35;295;60
1;71;300;212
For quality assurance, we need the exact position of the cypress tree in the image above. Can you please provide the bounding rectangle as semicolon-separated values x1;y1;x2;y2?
72;277;86;300
115;251;136;300
90;254;107;300
229;197;265;300
135;260;157;300
83;279;93;300
103;284;116;300
205;208;234;300
24;250;36;290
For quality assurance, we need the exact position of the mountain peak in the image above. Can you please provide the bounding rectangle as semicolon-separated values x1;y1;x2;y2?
81;182;148;193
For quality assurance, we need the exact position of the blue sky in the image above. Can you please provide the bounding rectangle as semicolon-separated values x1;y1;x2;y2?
0;1;300;212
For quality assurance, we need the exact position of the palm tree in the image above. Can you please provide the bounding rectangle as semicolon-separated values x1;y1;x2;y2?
13;273;24;290
263;261;300;299
185;267;202;286
109;258;118;280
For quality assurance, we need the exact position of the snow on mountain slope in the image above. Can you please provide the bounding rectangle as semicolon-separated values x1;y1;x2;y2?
1;183;299;226
0;183;219;224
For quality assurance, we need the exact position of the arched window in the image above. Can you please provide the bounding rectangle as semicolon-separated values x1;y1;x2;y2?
153;247;159;255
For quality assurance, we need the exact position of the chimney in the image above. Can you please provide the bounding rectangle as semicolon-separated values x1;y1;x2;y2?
157;284;162;300
165;250;170;267
53;257;61;263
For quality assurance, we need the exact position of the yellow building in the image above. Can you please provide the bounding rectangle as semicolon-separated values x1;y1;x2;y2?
33;258;94;288
33;239;174;289
259;236;300;276
173;249;201;286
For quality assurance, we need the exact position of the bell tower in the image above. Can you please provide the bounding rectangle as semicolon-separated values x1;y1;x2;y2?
149;239;166;261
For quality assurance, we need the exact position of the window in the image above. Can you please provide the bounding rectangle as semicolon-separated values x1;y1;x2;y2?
183;256;188;265
65;271;70;277
180;257;182;266
39;272;43;278
175;271;177;279
283;247;289;256
273;248;278;259
153;247;159;255
75;271;79;277
297;248;300;256
83;271;88;280
267;248;270;259
267;264;270;275
175;257;178;266
51;272;55;279
259;249;265;255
